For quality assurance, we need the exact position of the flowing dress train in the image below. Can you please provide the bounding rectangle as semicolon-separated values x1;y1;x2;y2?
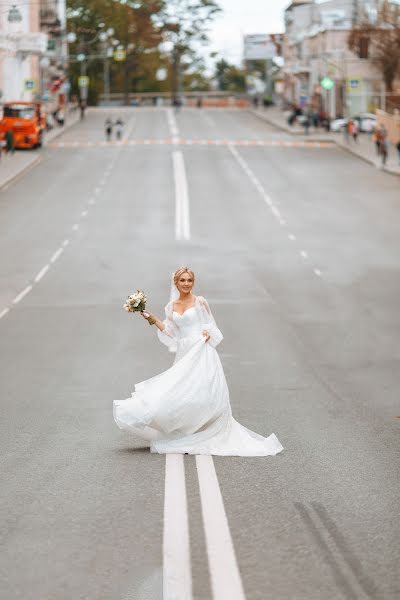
113;296;283;456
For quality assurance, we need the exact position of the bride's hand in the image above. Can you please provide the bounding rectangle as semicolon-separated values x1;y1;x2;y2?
202;330;210;342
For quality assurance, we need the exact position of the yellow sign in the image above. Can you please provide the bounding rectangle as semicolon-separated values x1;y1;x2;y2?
114;49;126;62
78;76;89;88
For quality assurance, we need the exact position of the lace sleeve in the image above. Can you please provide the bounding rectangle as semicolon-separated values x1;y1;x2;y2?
198;296;223;348
157;301;178;352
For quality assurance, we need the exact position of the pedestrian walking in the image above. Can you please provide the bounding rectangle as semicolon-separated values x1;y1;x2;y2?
349;119;359;142
5;129;15;155
372;126;382;155
105;118;113;141
79;99;86;120
379;137;388;167
115;118;124;140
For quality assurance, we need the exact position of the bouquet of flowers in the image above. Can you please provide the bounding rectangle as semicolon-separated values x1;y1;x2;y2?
123;290;155;325
124;290;147;313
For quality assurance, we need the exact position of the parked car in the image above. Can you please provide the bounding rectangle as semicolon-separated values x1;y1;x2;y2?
330;112;377;133
0;102;46;149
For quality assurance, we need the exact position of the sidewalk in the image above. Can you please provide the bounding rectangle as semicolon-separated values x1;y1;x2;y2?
250;107;400;176
0;109;81;191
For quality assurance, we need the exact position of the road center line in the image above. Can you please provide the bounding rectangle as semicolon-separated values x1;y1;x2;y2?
0;307;10;319
172;151;191;241
195;455;246;600
163;454;193;600
166;108;179;143
12;285;33;304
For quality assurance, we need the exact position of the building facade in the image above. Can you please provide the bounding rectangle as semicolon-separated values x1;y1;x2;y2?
0;2;47;102
282;0;385;117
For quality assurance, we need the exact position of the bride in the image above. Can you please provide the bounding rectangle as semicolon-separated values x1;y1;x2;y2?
113;267;283;456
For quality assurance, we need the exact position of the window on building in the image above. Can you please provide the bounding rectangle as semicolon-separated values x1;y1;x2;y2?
359;37;369;59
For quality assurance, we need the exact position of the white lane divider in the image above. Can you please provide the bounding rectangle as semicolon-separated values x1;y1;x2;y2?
196;455;246;600
163;454;193;600
34;264;49;283
228;144;323;278
0;149;122;322
50;247;64;263
173;151;191;241
166;108;180;144
12;285;33;304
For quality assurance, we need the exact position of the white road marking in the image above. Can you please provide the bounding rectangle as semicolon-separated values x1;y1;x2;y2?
72;224;79;231
172;151;191;241
288;234;296;241
62;239;70;247
81;210;88;217
166;108;179;144
0;307;10;319
88;198;95;205
12;285;33;304
196;455;246;600
300;250;308;259
279;218;286;226
34;264;49;283
314;268;322;277
50;247;64;263
163;454;193;600
94;187;101;195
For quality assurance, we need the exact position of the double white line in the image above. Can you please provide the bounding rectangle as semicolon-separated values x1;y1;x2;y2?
173;151;190;241
163;454;246;600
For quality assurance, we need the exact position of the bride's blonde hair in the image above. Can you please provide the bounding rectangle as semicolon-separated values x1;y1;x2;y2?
174;266;195;287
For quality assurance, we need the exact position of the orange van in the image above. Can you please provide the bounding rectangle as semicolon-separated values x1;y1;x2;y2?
0;102;46;149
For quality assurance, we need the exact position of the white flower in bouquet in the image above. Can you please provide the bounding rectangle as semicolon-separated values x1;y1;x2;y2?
123;290;147;313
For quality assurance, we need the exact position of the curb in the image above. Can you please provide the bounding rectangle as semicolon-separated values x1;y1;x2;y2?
0;109;81;192
0;155;42;192
249;108;400;177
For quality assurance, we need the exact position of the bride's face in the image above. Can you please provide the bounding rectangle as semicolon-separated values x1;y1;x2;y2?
177;273;194;295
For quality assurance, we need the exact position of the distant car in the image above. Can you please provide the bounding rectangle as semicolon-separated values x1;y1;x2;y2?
354;113;377;132
330;118;347;132
330;113;377;133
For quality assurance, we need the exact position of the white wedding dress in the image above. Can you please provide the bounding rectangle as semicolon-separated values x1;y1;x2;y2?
113;296;283;456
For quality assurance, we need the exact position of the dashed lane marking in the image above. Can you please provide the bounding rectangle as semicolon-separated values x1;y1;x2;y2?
12;285;33;304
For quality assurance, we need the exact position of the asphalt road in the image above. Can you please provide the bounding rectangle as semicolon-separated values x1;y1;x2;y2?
0;107;399;600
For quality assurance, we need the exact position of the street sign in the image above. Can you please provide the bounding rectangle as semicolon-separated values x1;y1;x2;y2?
347;78;362;93
24;79;36;92
78;76;89;88
114;49;126;62
321;76;334;90
244;34;279;60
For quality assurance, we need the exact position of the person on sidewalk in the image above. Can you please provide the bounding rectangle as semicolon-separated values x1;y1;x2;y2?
372;125;382;155
380;137;388;167
348;119;359;143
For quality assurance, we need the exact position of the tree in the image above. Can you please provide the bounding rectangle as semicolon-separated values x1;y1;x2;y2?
67;0;164;103
156;0;221;101
214;59;246;93
348;0;400;93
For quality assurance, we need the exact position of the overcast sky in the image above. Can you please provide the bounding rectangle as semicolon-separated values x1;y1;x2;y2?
207;0;289;65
